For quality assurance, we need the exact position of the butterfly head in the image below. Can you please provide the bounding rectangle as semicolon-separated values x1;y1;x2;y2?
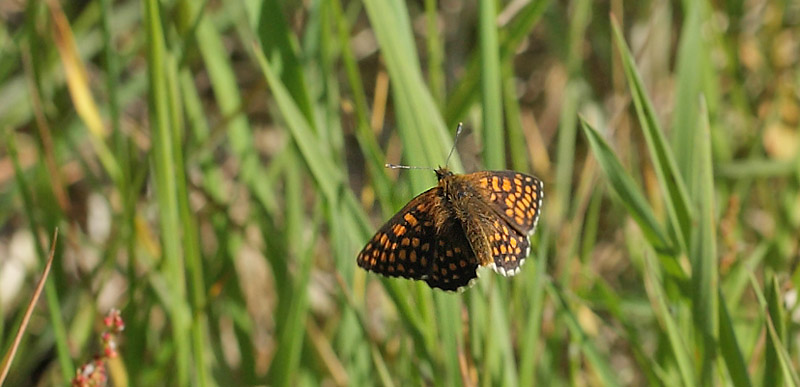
435;167;454;181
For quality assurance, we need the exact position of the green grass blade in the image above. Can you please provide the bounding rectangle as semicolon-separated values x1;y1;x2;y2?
553;81;582;222
518;231;550;386
144;0;191;383
370;345;396;387
268;152;319;386
502;60;528;172
642;249;696;387
671;1;709;179
5;132;74;384
253;47;342;202
546;283;620;387
255;0;316;125
478;0;504;169
610;17;694;254
553;0;590;221
330;0;394;213
445;0;550;127
362;0;460;186
689;97;718;383
717;159;796;178
424;0;445;106
489;290;518;385
762;275;794;387
171;67;210;387
579;118;675;256
718;288;752;387
193;9;278;213
433;293;463;386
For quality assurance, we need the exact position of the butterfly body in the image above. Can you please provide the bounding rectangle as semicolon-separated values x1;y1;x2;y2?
357;167;543;292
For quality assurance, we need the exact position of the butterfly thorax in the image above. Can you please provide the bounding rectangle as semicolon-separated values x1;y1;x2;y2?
436;168;496;266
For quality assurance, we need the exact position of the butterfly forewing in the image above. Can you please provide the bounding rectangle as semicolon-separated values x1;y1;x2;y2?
357;187;442;280
465;171;544;235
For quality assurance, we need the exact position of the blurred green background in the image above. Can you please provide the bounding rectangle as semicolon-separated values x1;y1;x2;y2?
1;0;799;385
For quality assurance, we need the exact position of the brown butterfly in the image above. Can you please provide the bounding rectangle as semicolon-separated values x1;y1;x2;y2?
357;125;543;291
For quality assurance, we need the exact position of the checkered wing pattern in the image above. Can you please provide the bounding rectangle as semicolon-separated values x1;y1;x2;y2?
357;186;481;291
483;216;530;276
468;171;544;235
357;165;544;291
357;187;441;280
426;219;480;291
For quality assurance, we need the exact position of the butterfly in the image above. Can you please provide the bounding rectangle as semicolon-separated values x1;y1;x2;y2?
357;127;543;291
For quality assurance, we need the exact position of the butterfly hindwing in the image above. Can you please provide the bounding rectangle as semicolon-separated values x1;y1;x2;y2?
426;219;480;291
483;216;530;276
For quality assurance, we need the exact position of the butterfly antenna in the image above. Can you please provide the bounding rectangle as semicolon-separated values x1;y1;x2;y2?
444;122;464;168
386;123;463;172
384;163;434;171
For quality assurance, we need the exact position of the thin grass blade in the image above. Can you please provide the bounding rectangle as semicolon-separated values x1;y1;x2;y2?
479;0;504;169
144;0;192;382
579;118;675;256
718;288;752;387
610;17;694;254
546;282;620;387
642;249;696;387
688;97;719;383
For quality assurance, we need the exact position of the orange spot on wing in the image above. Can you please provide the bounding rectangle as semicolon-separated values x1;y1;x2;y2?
404;213;418;226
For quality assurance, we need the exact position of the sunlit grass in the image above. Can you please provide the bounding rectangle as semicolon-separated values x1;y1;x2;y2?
1;0;799;385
